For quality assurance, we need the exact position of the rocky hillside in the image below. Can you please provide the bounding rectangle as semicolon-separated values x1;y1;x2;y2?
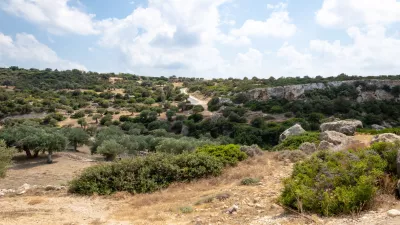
244;80;400;102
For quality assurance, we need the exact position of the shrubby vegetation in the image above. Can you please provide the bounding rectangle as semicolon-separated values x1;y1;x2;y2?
0;140;15;177
69;152;223;195
280;144;398;216
196;144;247;166
273;132;320;151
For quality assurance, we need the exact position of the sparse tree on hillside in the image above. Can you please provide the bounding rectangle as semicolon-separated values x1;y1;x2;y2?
92;114;102;124
64;128;89;152
192;105;204;114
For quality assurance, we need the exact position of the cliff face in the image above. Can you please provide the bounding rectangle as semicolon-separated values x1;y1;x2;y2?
244;80;400;102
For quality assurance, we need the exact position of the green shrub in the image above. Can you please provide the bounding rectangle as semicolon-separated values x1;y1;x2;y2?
280;150;386;216
196;144;247;166
273;132;320;151
240;177;260;186
179;206;193;214
69;153;222;195
97;139;127;161
71;111;85;119
370;142;400;175
357;128;400;135
0;140;15;177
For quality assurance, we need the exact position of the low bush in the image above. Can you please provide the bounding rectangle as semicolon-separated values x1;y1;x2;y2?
357;128;400;135
369;142;400;175
69;153;222;195
0;140;15;177
196;144;247;166
71;111;85;119
280;150;386;216
240;177;260;186
273;132;320;151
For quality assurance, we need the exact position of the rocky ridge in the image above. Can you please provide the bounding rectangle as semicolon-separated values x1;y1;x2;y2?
243;80;400;102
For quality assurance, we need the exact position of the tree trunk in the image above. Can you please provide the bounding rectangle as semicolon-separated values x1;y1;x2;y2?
74;143;79;152
24;148;32;158
33;151;39;158
95;118;98;124
47;152;53;164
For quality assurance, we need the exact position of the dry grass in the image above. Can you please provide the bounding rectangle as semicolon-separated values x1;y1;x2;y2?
27;197;46;205
108;153;292;224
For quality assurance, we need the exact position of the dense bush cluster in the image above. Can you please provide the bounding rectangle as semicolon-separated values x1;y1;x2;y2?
69;152;223;195
273;132;320;151
280;148;390;216
196;144;247;166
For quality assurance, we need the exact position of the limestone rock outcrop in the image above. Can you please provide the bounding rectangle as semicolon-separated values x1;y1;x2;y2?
320;120;363;136
279;124;306;142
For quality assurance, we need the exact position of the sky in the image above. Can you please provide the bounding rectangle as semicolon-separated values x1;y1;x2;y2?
0;0;400;78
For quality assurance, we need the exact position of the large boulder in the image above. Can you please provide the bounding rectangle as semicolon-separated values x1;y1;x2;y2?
320;119;363;136
371;133;400;144
279;124;306;142
298;142;317;154
371;124;386;130
320;131;349;146
318;141;335;151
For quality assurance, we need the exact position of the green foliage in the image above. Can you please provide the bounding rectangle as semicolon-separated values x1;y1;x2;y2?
97;139;127;161
69;152;222;195
71;111;85;119
370;142;400;175
156;137;214;154
273;132;320;151
280;150;387;216
196;144;247;166
240;177;260;186
179;206;193;214
0;140;15;178
63;128;89;152
357;128;400;135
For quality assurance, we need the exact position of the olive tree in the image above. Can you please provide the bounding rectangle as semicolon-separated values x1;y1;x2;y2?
63;128;89;152
97;139;126;161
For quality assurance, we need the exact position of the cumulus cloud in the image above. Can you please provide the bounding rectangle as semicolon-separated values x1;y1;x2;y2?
277;43;313;75
0;0;98;35
231;3;296;38
0;33;86;70
310;25;400;75
97;0;248;75
316;0;400;27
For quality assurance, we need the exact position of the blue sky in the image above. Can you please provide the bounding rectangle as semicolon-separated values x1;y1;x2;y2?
1;0;400;78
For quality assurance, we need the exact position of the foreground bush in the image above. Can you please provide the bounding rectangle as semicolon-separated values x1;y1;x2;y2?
0;140;15;177
280;150;386;216
369;141;400;175
69;153;222;195
196;144;247;166
273;132;319;151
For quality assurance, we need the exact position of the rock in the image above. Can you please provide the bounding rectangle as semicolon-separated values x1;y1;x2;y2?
240;145;263;157
383;121;393;128
371;133;400;144
371;124;386;130
180;125;189;136
318;141;335;150
298;142;317;154
320;131;349;145
226;204;239;214
387;209;400;217
339;125;356;136
320;120;363;136
279;124;306;142
16;183;30;195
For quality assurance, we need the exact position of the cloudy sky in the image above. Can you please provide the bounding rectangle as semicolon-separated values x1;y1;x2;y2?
1;0;400;78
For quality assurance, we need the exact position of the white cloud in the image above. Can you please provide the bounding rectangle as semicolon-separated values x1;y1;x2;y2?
231;3;296;38
0;0;98;35
310;25;400;75
97;0;257;76
230;48;264;77
316;0;400;27
0;33;86;70
277;43;313;74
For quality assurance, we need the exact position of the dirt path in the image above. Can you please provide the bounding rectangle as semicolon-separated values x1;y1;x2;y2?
181;88;212;117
